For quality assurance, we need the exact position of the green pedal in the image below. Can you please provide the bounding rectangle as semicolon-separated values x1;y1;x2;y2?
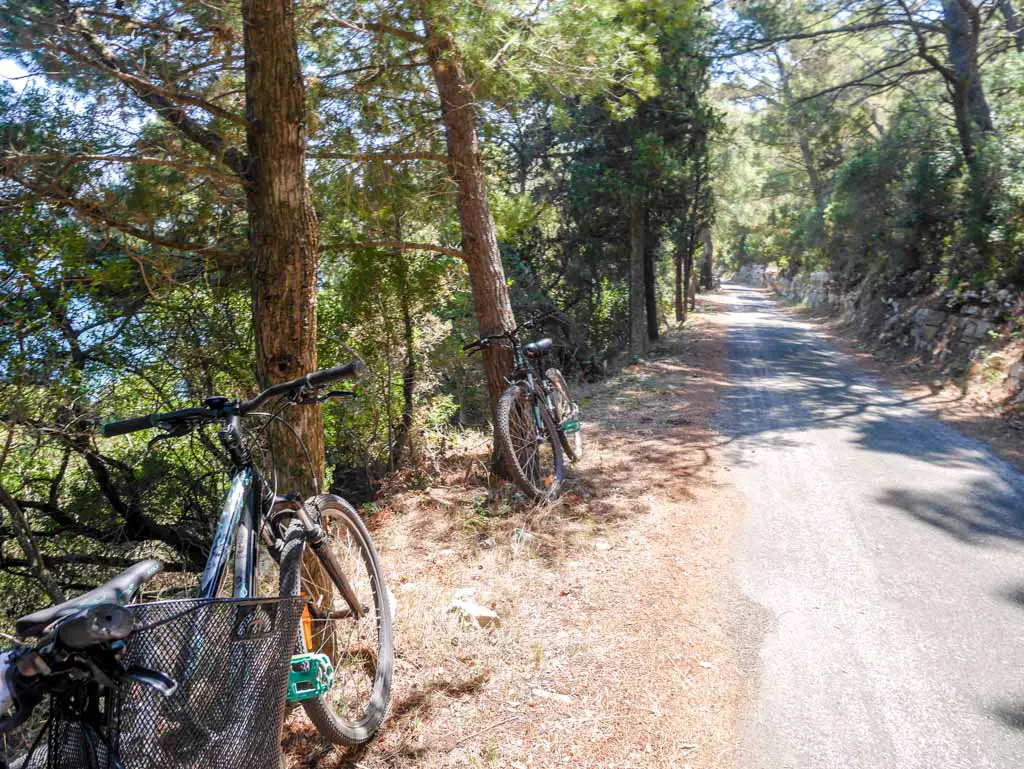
287;653;335;702
562;420;580;434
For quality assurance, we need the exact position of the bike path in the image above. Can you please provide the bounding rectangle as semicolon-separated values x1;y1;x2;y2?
719;284;1024;769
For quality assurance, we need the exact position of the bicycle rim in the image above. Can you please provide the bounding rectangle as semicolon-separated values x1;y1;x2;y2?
498;385;563;499
279;499;393;745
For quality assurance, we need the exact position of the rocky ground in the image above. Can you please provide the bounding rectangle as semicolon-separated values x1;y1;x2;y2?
284;299;757;769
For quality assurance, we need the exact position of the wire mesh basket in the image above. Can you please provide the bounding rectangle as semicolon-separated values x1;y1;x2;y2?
3;596;304;769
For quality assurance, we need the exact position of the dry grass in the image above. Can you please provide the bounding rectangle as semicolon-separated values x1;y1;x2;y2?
286;300;754;769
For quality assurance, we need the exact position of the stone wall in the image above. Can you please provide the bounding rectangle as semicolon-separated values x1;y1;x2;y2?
775;271;839;308
731;262;1024;403
732;263;778;288
832;279;1023;403
875;283;1019;357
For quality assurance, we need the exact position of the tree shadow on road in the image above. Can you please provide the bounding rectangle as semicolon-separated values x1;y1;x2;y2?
988;702;1024;731
716;286;1017;474
875;478;1024;546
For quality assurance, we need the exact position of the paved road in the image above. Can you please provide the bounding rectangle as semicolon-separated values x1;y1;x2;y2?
719;284;1024;769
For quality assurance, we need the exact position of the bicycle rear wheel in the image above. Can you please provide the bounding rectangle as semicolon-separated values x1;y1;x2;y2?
496;383;564;500
545;367;583;462
279;495;393;745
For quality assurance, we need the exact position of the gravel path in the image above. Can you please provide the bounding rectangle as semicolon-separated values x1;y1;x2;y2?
720;284;1024;769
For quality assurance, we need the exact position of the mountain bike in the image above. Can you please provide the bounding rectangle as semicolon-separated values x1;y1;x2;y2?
0;362;393;767
464;312;583;501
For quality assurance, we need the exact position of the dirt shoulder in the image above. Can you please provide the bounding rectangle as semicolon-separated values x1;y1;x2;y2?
776;302;1024;471
287;301;755;769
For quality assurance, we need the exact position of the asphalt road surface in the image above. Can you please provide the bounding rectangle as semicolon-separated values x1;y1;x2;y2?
719;284;1024;769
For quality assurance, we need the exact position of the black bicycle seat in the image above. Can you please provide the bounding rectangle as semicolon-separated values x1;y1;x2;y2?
15;559;163;638
524;338;553;356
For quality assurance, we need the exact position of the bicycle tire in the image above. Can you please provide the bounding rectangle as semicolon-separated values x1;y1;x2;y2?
545;368;583;463
278;496;393;745
496;383;564;500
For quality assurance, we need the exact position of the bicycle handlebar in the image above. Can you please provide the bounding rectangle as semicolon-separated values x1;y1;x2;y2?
0;602;175;734
102;407;214;437
101;360;364;438
462;309;564;354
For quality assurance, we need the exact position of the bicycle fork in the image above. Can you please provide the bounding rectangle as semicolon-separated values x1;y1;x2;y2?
293;505;365;620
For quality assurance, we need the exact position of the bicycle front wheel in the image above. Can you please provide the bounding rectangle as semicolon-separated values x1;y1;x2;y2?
279;495;393;746
545;367;583;463
496;383;564;500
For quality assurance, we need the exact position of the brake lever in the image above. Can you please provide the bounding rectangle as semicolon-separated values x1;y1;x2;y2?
146;420;193;449
124;666;178;697
319;390;356;402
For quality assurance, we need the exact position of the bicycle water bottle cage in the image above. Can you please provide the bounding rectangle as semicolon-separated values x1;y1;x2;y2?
286;653;335;702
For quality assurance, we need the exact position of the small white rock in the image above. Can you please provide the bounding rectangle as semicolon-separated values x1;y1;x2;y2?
448;599;501;629
595;540;612;551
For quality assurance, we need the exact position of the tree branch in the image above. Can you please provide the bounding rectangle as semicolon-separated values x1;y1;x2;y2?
324;239;465;260
1;153;242;184
323;15;426;43
56;6;250;178
309;151;447;163
5;174;244;263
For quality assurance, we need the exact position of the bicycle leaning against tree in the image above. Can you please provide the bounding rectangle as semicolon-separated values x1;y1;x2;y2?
464;311;584;501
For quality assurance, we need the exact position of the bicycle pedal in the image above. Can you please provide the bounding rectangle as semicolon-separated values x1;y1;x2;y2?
286;653;335;701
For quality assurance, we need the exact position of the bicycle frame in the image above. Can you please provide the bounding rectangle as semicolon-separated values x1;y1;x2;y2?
507;334;559;431
195;413;363;617
197;414;278;600
198;465;259;599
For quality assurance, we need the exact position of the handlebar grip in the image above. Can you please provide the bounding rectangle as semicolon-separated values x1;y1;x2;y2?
57;604;134;650
305;360;364;388
101;414;156;437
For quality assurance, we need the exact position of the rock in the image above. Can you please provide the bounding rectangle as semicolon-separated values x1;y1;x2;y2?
1009;362;1024;394
971;320;993;341
478;535;497;550
962;304;982;317
448;598;501;629
914;307;946;327
595;540;612;551
453;587;476;600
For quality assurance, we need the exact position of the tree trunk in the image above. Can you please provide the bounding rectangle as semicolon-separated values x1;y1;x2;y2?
629;200;647;355
942;0;995;164
390;254;416;468
773;50;827;213
242;0;323;494
700;227;714;289
999;0;1024;51
643;214;658;342
674;247;685;323
425;25;516;410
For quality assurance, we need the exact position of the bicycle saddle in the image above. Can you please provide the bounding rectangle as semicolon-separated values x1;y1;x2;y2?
524;338;553;356
15;559;163;639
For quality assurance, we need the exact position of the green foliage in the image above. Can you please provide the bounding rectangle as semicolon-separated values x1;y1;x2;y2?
713;0;1024;289
0;0;717;601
